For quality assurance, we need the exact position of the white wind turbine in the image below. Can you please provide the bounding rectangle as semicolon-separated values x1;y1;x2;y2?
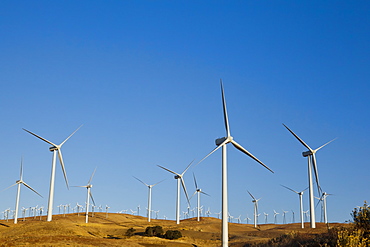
190;173;210;222
273;210;279;224
133;176;164;222
283;124;335;228
158;161;193;224
73;168;96;223
281;184;307;228
264;212;268;224
282;210;288;224
247;191;261;228
316;192;332;224
3;158;43;224
23;125;82;221
197;80;274;247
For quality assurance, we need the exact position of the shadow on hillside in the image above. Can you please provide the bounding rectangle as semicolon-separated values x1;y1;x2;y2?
0;223;10;227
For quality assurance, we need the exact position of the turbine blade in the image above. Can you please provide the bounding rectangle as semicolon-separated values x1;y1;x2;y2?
60;125;83;146
282;124;313;152
72;185;88;188
2;183;17;192
157;165;180;177
133;176;149;187
20;157;23;180
231;140;274;173
247;190;256;200
201;191;211;197
196;139;228;166
22;128;57;147
181;160;194;176
89;191;96;206
280;184;299;194
311;154;322;194
22;181;43;198
57;149;69;189
190;191;197;200
314;138;337;152
193;172;198;189
180;178;190;206
152;179;165;187
88;167;97;185
220;79;231;137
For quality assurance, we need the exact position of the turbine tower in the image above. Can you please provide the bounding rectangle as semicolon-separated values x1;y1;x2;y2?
3;158;43;224
158;161;193;224
198;80;273;247
283;124;334;228
23;125;82;221
191;173;210;221
133;176;164;222
74;168;96;223
281;184;307;228
247;191;260;228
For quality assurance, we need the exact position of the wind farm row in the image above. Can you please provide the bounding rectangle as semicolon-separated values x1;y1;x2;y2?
1;81;336;247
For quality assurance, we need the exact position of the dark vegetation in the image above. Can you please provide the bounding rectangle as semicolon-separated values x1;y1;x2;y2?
249;201;370;247
144;226;182;240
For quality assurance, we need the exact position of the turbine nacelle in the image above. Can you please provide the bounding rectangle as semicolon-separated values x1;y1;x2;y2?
174;175;180;179
215;137;227;146
49;146;58;152
302;150;313;157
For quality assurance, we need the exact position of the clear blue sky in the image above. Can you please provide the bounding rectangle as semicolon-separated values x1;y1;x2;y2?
0;1;369;223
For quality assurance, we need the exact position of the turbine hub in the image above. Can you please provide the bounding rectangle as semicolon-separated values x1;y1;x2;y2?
302;151;312;157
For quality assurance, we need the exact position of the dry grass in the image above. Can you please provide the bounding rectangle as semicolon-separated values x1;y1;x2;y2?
0;213;348;246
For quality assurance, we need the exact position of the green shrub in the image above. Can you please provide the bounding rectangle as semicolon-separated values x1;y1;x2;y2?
125;227;136;237
164;230;182;240
145;226;164;237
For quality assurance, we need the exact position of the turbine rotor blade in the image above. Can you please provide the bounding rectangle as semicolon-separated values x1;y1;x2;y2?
231;140;274;173
2;183;17;192
193;172;198;189
88;167;97;185
133;176;149;187
22;181;43;198
57;149;69;189
152;179;165;187
220;79;231;137
196;139;228;166
181;160;194;176
314;138;337;152
201;191;211;197
247;190;256;201
157;165;181;177
282;124;313;152
311;154;322;194
22;128;57;147
20;158;23;180
280;184;299;194
180;178;190;206
60;125;83;147
89;191;96;206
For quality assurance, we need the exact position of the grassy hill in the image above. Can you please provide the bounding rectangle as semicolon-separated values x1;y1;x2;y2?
0;213;347;246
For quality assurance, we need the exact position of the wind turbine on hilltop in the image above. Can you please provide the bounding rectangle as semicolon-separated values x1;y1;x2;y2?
283;124;335;228
133;176;164;222
23;125;82;221
197;80;274;247
273;210;279;224
73;168;96;223
191;173;210;222
317;192;332;224
158;161;193;224
247;191;261;228
281;184;307;228
3;158;43;224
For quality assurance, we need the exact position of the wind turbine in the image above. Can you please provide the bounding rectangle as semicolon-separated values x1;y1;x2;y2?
283;124;335;228
282;210;288;224
3;158;43;224
190;173;210;221
73;168;96;223
158;161;193;224
317;192;332;224
273;210;279;224
197;80;274;247
133;176;164;222
23;125;82;221
281;184;307;228
247;191;261;228
264;212;268;224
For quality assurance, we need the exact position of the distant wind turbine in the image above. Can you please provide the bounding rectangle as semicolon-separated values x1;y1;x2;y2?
283;124;335;228
281;184;307;228
282;210;288;224
23;125;82;221
197;80;274;247
73;168;96;223
133;176;164;222
2;158;43;224
158;161;193;224
191;173;210;221
247;191;260;228
273;210;279;224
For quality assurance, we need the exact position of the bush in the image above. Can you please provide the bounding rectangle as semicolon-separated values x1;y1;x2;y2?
352;201;370;237
145;226;164;237
164;230;182;240
125;227;136;237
